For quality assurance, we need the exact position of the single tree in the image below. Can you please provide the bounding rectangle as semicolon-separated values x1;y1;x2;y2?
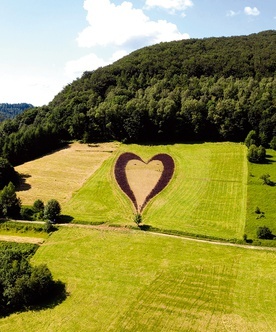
244;130;258;148
269;136;276;150
44;199;61;222
0;182;21;218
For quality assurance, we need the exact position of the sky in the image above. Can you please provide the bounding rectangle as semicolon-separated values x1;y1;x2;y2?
0;0;275;106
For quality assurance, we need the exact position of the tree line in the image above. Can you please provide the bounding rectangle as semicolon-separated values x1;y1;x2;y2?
0;30;275;166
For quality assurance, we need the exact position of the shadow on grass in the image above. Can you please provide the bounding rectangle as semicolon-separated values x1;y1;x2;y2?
138;224;151;231
16;173;32;191
58;215;74;224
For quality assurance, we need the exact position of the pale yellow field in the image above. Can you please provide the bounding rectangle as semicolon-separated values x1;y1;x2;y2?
15;142;120;205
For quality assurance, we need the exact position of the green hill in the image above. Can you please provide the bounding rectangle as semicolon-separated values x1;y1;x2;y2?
0;30;275;165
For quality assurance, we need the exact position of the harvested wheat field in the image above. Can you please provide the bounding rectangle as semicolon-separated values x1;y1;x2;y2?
15;142;119;205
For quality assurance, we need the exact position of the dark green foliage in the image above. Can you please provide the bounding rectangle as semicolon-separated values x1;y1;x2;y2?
0;103;33;122
20;206;35;221
0;157;18;189
0;182;21;218
0;31;275;164
256;226;274;239
134;214;142;226
33;199;44;220
260;174;274;185
0;243;66;317
247;145;266;163
44;199;61;221
244;130;258;148
270;136;276;150
44;220;57;233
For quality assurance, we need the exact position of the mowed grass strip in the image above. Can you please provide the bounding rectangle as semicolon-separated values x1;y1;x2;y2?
245;149;276;239
15;142;119;205
0;227;274;331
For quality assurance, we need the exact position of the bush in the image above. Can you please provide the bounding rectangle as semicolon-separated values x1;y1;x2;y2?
269;136;276;150
247;144;266;163
44;220;56;233
33;199;44;213
44;199;61;222
20;207;35;221
0;247;66;317
244;130;258;148
134;214;142;226
259;174;273;186
257;226;273;240
0;182;21;218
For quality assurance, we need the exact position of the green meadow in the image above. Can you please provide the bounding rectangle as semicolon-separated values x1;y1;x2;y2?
64;142;248;240
0;227;275;332
245;149;276;239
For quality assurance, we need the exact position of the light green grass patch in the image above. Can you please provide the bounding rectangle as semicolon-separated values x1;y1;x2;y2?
0;227;274;331
245;149;276;239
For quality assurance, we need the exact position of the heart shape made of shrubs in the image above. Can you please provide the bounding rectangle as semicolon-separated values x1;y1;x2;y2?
114;153;175;212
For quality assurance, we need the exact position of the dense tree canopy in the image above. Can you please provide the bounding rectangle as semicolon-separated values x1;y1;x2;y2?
0;103;33;122
0;31;275;165
0;242;66;317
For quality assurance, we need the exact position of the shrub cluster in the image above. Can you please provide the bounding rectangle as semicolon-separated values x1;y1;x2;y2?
0;242;66;317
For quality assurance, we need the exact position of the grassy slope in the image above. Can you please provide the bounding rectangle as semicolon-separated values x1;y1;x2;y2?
64;142;247;239
245;149;276;239
0;227;274;332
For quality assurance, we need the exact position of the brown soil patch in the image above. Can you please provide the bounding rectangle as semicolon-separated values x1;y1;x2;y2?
15;142;119;205
125;160;163;211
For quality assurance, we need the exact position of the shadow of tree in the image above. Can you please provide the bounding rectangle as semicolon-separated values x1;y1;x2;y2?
58;215;74;224
16;173;32;191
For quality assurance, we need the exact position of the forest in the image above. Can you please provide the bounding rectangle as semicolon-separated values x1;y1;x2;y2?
0;30;275;165
0;104;33;122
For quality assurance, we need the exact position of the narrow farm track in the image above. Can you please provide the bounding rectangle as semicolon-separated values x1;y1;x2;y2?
56;223;276;252
5;220;276;251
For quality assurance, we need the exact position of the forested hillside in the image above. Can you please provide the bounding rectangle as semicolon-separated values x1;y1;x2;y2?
0;103;33;122
0;30;275;165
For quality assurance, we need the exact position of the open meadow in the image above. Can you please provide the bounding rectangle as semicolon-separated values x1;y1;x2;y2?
0;227;275;332
245;149;276;239
62;142;248;240
15;141;276;242
3;142;276;330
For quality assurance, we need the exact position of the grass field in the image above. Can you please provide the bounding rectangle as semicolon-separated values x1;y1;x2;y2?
245;149;276;239
14;142;275;241
63;142;247;239
0;227;275;332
